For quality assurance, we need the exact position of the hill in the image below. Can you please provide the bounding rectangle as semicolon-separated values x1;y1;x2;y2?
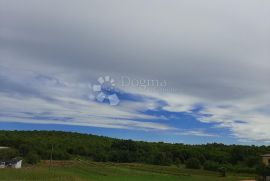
0;130;268;173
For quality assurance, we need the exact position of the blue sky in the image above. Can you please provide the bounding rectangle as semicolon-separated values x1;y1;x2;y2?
1;0;270;145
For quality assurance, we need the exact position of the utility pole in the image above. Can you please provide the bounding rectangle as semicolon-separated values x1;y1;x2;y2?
49;144;53;171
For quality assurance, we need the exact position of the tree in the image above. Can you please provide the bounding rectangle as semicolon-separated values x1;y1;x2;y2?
186;158;201;169
18;144;31;156
230;146;245;164
246;156;259;168
153;152;173;166
257;164;270;181
25;152;40;164
0;148;18;160
204;161;219;171
0;130;267;172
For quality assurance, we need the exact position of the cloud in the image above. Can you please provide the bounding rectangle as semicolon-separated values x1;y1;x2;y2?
1;0;270;143
0;67;173;131
176;129;219;138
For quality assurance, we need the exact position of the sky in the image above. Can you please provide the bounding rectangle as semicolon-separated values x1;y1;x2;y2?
1;0;270;144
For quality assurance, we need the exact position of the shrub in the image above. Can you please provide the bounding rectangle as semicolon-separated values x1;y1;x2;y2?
185;158;201;169
235;167;256;174
256;163;270;179
218;166;227;177
25;152;40;164
204;161;220;171
153;152;173;166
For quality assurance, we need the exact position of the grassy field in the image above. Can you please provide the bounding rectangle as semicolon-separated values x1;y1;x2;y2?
0;160;255;181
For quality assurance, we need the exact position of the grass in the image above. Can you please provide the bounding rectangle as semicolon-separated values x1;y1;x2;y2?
0;160;256;181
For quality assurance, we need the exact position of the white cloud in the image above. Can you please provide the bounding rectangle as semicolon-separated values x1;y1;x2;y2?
176;130;218;138
1;0;270;143
0;68;173;131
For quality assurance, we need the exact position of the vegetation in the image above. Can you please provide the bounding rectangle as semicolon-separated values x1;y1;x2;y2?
0;130;268;174
0;160;255;181
203;161;220;171
185;158;201;169
0;147;18;161
256;164;270;181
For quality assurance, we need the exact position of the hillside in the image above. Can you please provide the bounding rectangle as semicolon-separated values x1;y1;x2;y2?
0;130;268;173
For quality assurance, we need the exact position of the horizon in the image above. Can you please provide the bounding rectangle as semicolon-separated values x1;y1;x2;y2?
0;129;256;146
1;0;270;145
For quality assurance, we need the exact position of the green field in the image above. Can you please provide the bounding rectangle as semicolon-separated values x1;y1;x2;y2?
0;161;255;181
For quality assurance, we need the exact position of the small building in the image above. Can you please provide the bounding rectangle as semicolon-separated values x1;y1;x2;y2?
261;154;270;166
0;161;5;168
0;158;22;169
0;146;22;169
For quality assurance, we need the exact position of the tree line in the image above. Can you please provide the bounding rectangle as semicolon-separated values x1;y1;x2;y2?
0;130;269;173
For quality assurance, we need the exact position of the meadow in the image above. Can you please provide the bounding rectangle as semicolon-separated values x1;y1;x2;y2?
0;160;255;181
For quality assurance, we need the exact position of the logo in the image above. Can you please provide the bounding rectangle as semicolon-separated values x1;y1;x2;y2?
92;76;120;106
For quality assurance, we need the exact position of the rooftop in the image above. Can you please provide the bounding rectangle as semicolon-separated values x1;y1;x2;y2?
261;154;270;157
0;146;9;149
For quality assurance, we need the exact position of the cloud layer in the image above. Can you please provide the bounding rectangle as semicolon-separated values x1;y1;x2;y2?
1;0;270;143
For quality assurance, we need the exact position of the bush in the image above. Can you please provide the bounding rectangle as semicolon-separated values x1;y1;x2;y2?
235;167;256;174
53;150;71;160
218;166;227;177
256;163;270;179
185;158;201;169
204;161;220;171
153;152;173;166
25;152;40;164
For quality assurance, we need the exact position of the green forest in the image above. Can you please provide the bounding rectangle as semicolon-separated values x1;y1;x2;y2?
0;130;269;174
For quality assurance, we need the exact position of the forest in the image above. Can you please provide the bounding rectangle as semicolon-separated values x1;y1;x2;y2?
0;130;269;174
